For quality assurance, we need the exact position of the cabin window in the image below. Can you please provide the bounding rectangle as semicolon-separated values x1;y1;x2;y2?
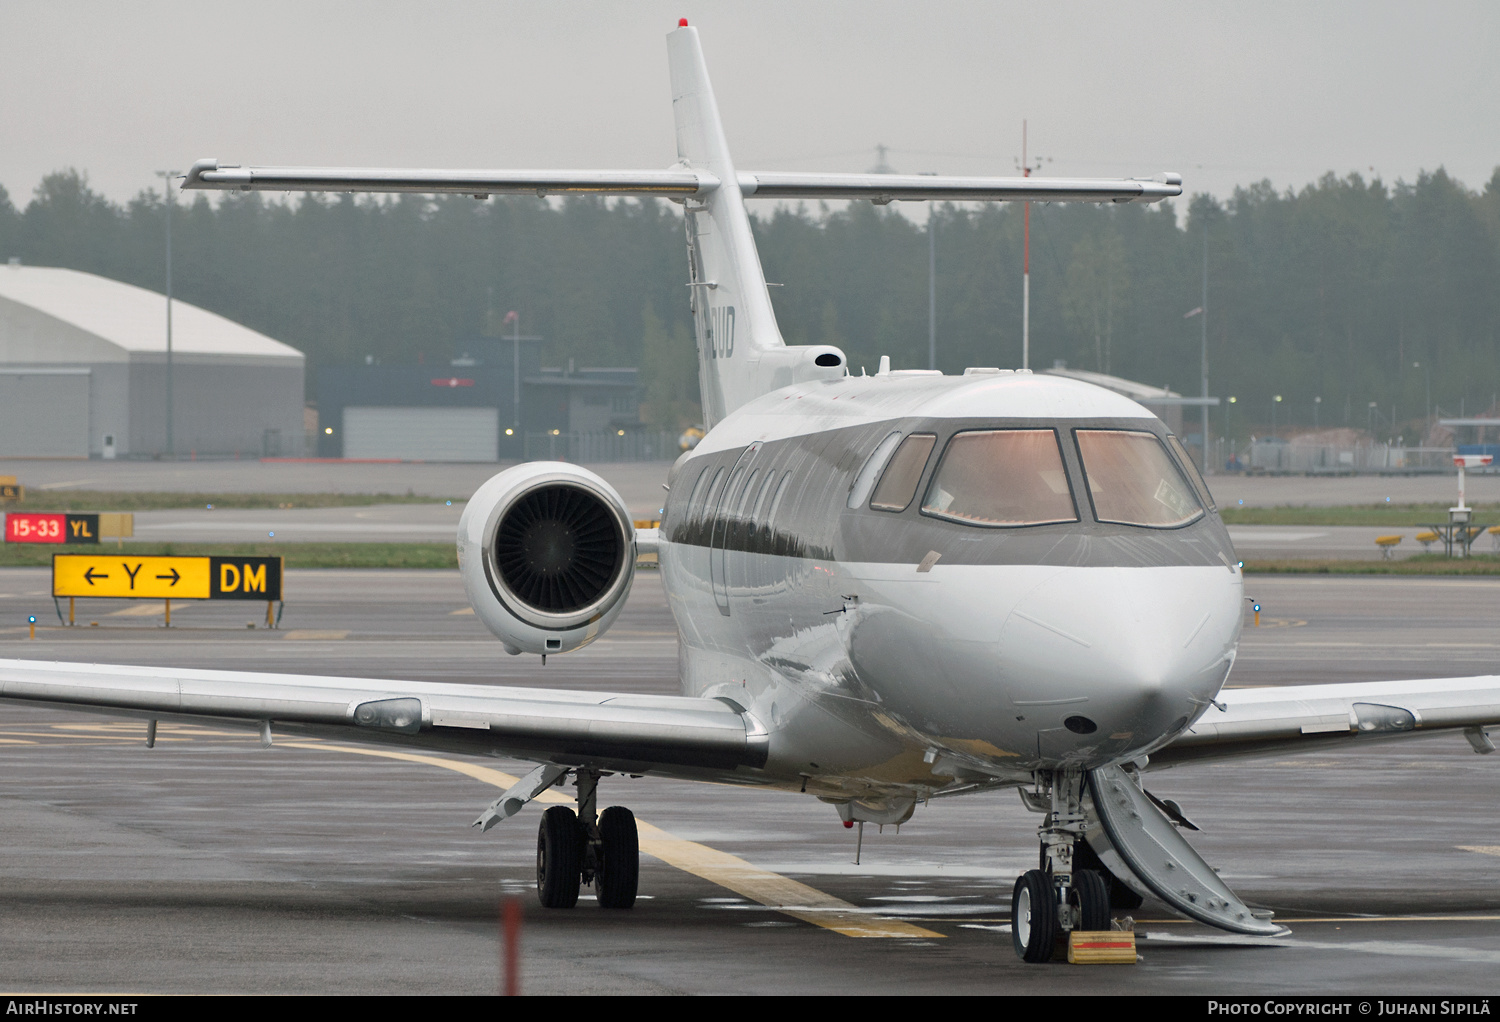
921;430;1077;527
698;467;726;526
870;433;936;512
749;471;776;524
1075;429;1204;528
765;472;792;529
1166;434;1217;511
721;466;748;521
680;466;710;527
847;431;904;509
735;469;760;519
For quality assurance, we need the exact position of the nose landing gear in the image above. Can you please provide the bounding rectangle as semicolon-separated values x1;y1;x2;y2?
534;769;640;910
1011;768;1111;963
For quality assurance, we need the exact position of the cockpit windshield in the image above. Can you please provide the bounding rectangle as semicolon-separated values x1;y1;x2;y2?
921;429;1077;527
1075;429;1203;528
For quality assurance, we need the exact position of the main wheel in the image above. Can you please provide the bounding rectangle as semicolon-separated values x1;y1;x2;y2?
596;805;640;909
1071;869;1111;932
536;806;583;908
1011;869;1058;963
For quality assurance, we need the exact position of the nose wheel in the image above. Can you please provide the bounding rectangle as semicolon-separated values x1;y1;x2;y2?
534;770;640;911
1011;870;1057;962
1010;769;1112;963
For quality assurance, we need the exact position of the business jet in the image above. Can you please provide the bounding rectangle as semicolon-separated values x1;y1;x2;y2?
5;22;1499;964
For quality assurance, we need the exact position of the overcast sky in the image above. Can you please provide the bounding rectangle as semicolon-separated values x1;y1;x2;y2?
3;0;1497;212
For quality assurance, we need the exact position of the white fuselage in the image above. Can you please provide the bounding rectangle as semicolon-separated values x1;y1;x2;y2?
656;370;1242;799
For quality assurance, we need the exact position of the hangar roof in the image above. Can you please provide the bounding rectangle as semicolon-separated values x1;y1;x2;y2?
0;264;303;362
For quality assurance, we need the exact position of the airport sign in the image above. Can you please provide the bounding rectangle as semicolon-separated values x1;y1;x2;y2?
6;512;100;544
52;554;283;601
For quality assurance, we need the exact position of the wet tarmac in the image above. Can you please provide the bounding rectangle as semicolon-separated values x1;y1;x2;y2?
2;569;1500;994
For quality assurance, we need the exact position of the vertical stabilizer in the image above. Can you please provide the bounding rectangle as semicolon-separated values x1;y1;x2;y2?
668;25;845;426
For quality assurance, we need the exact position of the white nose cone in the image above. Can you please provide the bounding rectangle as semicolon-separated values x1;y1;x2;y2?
997;566;1240;744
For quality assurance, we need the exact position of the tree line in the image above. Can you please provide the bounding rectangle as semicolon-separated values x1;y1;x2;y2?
1;166;1496;439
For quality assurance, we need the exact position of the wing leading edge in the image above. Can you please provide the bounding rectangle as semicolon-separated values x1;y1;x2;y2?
0;659;767;775
1155;675;1500;766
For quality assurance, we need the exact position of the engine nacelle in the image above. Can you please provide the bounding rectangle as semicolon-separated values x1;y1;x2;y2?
458;462;637;656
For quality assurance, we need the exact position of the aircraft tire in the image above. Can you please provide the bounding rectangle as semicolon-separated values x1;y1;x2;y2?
537;806;583;909
596;805;640;909
1071;869;1111;932
1011;870;1058;963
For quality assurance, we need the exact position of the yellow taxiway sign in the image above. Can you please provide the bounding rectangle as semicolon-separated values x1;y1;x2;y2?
53;555;282;601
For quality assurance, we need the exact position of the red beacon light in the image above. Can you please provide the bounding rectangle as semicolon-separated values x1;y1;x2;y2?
679;18;688;26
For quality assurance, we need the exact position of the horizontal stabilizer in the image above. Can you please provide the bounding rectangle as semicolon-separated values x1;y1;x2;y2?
184;160;715;197
739;171;1182;204
183;159;1181;205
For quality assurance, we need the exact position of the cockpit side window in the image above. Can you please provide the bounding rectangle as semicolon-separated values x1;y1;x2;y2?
847;431;904;509
870;433;936;512
920;429;1077;527
1166;434;1217;512
1075;429;1204;528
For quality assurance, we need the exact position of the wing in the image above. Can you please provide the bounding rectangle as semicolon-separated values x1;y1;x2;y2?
1153;674;1500;766
0;658;767;777
182;159;1181;204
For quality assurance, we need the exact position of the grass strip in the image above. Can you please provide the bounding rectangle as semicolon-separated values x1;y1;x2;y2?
1221;503;1499;527
0;542;457;570
1;491;461;512
1244;555;1500;575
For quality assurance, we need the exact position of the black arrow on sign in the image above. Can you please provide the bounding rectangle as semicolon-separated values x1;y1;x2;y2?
155;568;181;585
83;567;108;585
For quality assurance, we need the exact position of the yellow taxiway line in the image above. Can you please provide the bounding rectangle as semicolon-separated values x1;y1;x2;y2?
274;741;940;939
141;731;939;940
16;720;939;936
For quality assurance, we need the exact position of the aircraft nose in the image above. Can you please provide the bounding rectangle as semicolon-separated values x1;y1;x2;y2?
996;567;1240;756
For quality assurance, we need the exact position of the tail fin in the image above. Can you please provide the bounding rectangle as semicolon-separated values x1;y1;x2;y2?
667;26;845;427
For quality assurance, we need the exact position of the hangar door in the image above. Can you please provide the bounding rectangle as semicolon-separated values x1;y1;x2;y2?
0;369;90;457
343;407;498;461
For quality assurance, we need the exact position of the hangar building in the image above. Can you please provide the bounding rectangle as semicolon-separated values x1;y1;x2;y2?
316;338;641;461
0;263;305;458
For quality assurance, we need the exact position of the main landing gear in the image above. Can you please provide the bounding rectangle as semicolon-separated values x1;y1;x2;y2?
1011;768;1111;963
535;769;640;910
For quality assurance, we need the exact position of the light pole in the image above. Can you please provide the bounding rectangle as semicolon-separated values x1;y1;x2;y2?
1021;123;1031;371
1314;395;1321;431
155;170;178;457
1015;124;1047;371
505;310;521;435
1226;396;1237;468
1199;224;1209;472
1368;401;1378;438
928;205;937;371
1271;394;1282;438
1413;361;1430;437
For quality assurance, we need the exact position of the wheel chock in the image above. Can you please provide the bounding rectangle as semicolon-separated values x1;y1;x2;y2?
1067;931;1137;964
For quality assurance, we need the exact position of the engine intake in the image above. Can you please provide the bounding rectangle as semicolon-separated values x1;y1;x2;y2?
458;463;636;655
493;485;623;614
